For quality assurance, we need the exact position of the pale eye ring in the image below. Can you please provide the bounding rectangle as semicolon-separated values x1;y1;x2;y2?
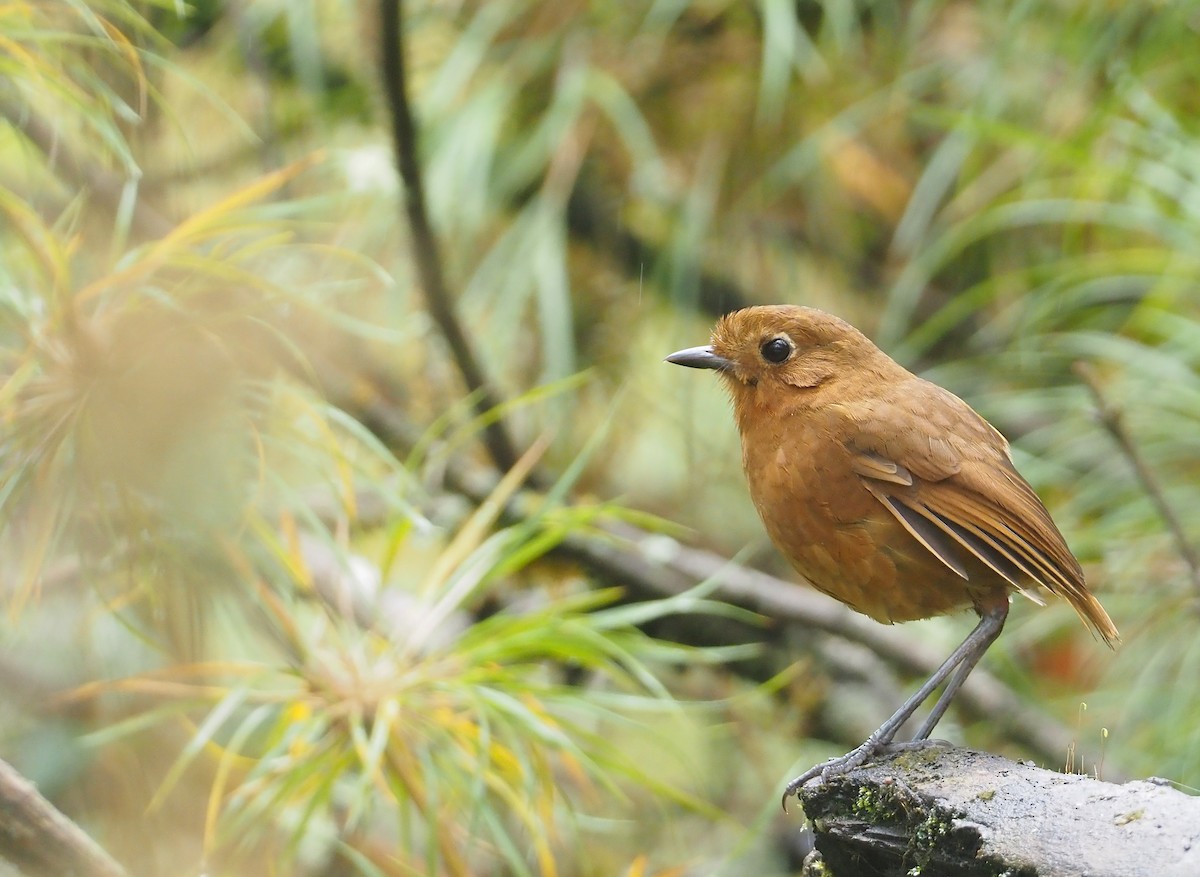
760;337;792;364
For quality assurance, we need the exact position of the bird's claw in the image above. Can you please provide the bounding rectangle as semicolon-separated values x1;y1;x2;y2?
780;740;891;811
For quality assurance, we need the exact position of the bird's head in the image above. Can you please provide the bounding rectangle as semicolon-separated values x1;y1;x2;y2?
666;305;887;398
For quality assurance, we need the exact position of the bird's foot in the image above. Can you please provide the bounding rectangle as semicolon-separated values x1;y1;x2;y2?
781;741;884;809
780;738;943;810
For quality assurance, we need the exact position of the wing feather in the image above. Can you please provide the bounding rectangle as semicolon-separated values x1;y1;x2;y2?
848;432;1118;646
861;482;968;579
851;452;914;486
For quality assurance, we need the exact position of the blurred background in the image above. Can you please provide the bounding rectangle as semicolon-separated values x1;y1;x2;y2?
2;1;1200;874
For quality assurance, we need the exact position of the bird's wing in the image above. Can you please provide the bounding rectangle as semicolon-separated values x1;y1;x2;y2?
839;390;1118;645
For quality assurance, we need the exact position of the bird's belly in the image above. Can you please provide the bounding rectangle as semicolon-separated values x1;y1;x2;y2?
744;440;986;623
766;508;979;623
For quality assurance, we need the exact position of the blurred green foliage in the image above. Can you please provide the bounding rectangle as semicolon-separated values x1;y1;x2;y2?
2;0;1200;875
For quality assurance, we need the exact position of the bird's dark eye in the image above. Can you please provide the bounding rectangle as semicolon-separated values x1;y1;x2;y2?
760;337;792;364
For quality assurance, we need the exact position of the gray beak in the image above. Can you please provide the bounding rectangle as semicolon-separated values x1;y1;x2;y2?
665;345;734;371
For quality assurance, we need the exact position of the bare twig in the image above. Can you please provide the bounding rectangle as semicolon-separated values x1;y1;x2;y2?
0;757;131;877
377;0;521;473
1076;362;1200;593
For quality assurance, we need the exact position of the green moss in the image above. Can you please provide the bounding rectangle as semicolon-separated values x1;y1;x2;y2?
903;809;956;875
843;782;959;875
852;785;902;822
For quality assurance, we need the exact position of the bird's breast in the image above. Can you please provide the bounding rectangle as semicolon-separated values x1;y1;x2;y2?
738;410;982;623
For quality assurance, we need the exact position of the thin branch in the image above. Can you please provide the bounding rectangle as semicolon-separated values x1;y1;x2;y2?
1076;362;1200;594
377;0;521;473
0;757;131;877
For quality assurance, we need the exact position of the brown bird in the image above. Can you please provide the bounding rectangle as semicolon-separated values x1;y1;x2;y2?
667;305;1118;805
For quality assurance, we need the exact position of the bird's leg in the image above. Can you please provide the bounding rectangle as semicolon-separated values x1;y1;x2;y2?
910;599;1008;742
781;601;1009;807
